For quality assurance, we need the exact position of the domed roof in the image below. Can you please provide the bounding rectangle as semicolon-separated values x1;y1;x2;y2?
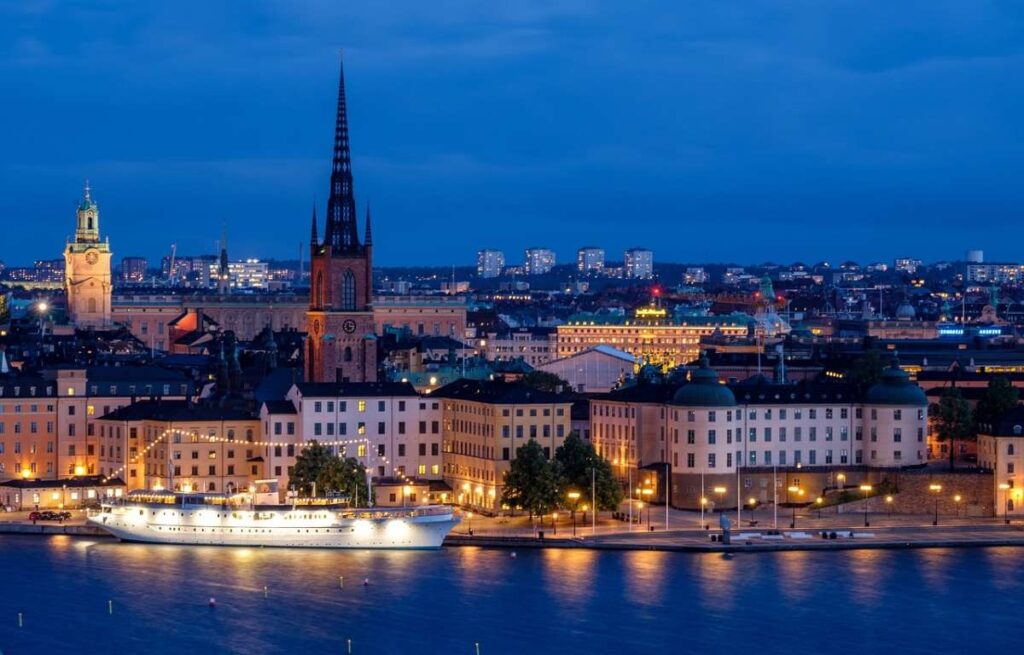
896;302;916;319
865;361;928;406
672;357;736;407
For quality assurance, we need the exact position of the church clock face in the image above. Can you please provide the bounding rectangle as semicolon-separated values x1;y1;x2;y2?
342;319;357;334
85;251;99;265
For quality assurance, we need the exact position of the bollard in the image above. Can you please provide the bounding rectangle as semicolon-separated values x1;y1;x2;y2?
340;576;344;589
108;600;113;615
475;642;481;655
18;612;23;628
264;586;268;599
347;638;352;654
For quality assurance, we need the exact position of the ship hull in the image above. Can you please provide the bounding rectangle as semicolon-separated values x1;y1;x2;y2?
89;505;459;550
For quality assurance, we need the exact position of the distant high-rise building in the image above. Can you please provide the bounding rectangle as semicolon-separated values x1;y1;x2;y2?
894;258;922;274
576;247;605;274
966;263;1024;284
477;250;505;278
120;257;148;283
965;249;984;264
624;248;653;279
524;248;556;276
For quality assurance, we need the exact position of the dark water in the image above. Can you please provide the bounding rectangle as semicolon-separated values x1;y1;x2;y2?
1;536;1023;654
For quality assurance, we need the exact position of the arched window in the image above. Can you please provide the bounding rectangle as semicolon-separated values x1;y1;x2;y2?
315;272;324;308
87;298;97;313
341;269;356;310
87;216;93;230
344;346;353;362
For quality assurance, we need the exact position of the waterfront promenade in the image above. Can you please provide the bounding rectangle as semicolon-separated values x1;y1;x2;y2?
5;506;1024;553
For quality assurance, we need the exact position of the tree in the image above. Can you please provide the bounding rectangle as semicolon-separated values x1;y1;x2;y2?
974;376;1020;428
849;350;886;388
553;433;624;511
501;439;558;519
289;441;370;505
520;371;569;393
930;388;975;470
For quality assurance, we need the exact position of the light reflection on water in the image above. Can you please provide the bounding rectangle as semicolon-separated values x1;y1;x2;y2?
2;536;1023;654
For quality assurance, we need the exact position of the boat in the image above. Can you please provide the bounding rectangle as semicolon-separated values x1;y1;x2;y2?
87;487;460;550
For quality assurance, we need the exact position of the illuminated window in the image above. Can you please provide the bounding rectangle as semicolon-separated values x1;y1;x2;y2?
87;405;95;416
357;444;367;457
358;400;366;412
418;464;426;475
67;387;75;396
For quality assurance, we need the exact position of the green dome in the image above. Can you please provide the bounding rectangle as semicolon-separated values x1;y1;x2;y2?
672;357;736;407
865;362;927;406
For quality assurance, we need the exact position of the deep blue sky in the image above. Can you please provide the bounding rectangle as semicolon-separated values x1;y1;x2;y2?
2;1;1023;268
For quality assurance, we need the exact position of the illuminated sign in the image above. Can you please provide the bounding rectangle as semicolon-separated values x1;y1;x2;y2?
634;306;667;319
938;328;964;336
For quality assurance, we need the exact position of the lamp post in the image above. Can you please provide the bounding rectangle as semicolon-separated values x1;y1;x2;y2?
929;484;942;526
36;300;49;338
885;495;894;518
954;494;962;519
748;497;758;526
466;511;473;535
999;483;1011;525
552;512;557;536
815;496;824;519
787;485;803;528
641;488;654;530
713;486;727;520
700;496;708;530
567;491;581;537
859;484;872;527
837;472;846;491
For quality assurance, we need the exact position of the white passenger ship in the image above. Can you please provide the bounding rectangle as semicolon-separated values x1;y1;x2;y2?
88;485;459;549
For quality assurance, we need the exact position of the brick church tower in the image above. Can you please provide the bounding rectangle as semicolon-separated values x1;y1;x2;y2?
64;182;113;329
306;58;377;383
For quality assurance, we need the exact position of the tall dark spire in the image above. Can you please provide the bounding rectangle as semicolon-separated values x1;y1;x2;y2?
323;54;361;254
310;203;319;247
364;203;372;246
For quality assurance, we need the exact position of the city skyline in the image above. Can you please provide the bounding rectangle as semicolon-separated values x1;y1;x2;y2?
3;2;1024;266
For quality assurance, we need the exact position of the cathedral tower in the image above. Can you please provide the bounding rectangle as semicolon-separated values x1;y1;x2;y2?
64;181;113;329
306;58;377;383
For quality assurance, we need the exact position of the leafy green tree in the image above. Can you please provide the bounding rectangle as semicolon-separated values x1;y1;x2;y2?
553;433;624;511
930;388;975;470
501;439;558;519
974;376;1021;427
520;371;569;393
849;350;886;387
290;441;370;505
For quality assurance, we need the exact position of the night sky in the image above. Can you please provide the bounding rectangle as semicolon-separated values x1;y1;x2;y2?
2;1;1022;267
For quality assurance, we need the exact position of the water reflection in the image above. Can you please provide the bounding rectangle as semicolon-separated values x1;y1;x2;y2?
693;553;737;612
542;548;598;605
776;551;813;602
911;548;954;593
845;548;885;606
981;547;1024;592
622;551;668;608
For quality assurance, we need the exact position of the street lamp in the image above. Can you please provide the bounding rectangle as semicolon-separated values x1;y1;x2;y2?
35;300;49;337
787;485;804;528
954;494;962;518
700;496;708;530
837;472;846;490
713;486;727;516
567;490;581;536
815;496;824;519
929;484;942;526
859;484;873;527
641;488;654;530
999;483;1011;524
885;495;894;518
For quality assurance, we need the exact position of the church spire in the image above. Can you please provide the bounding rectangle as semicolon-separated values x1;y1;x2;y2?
310;203;319;247
364;203;372;247
323;53;361;254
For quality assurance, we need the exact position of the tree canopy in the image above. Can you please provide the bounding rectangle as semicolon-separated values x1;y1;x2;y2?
289;441;371;505
930;388;975;470
553;433;624;511
520;371;569;393
501;439;558;518
974;376;1020;427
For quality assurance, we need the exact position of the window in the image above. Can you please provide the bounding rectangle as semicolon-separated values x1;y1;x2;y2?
708;453;716;468
358;400;366;412
687;430;695;444
341;269;356;310
894;409;903;420
809;409;817;419
708;430;716;445
687;453;694;468
894;428;902;443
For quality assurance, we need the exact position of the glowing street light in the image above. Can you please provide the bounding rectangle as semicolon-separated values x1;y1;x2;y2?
567;490;581;536
859;484;873;527
954;494;962;518
641;487;654;530
885;494;894;518
787;485;804;528
999;483;1011;525
929;483;943;526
